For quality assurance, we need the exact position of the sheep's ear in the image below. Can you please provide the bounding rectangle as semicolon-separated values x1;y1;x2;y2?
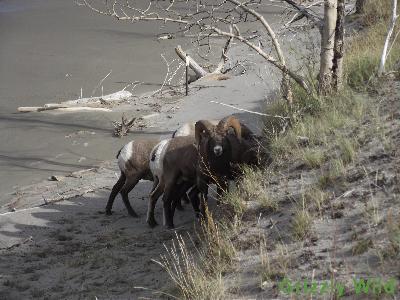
195;120;213;144
217;116;242;141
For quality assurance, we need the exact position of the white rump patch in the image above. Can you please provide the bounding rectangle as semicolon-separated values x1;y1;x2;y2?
149;138;170;179
118;140;133;171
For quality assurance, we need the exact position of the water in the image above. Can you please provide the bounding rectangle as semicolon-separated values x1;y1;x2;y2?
0;0;179;205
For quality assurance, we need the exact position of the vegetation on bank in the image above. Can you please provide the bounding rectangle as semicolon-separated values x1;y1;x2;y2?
160;1;399;298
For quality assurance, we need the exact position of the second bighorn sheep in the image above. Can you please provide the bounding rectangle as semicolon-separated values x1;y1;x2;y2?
105;119;215;217
106;139;159;217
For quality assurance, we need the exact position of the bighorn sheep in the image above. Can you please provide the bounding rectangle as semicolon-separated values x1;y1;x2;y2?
105;120;211;217
194;117;244;213
147;116;243;228
106;139;159;217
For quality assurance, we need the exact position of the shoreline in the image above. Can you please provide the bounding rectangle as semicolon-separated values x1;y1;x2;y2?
1;58;272;213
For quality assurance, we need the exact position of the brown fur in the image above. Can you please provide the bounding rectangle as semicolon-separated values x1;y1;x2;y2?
106;139;159;216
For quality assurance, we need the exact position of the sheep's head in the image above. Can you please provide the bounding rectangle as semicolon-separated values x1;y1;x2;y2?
195;116;241;158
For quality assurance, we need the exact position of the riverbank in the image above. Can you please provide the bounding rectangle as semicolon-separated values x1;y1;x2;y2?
0;30;283;297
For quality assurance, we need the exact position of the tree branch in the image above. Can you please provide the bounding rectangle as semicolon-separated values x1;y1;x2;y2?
281;0;323;27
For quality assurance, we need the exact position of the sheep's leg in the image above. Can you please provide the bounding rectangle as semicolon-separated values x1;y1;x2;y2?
105;172;126;215
147;177;162;228
162;175;179;229
182;190;191;204
187;186;201;218
119;173;141;217
162;189;174;229
175;196;184;211
170;181;193;219
173;178;186;211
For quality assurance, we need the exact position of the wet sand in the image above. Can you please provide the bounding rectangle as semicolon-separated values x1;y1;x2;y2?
0;0;181;205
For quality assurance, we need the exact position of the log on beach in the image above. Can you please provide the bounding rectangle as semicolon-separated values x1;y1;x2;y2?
17;90;131;113
61;90;132;106
17;106;111;113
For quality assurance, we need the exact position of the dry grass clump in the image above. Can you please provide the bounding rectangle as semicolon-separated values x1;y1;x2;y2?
292;207;313;241
156;209;236;300
156;233;226;300
337;137;359;165
223;167;279;215
302;148;326;168
199;210;237;271
260;240;292;283
303;186;330;215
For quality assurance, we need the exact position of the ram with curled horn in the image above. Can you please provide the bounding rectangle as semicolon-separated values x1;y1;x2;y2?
216;116;242;141
193;117;242;211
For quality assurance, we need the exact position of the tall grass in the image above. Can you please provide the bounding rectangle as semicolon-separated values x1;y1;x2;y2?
156;209;235;299
346;0;400;89
156;233;226;300
158;1;399;297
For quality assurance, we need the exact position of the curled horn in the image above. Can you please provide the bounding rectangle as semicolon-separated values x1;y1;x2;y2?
217;116;242;140
195;120;214;144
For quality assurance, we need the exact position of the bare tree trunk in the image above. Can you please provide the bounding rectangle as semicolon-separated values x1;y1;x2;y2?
319;0;338;95
332;0;345;91
378;0;399;76
356;0;367;14
281;74;293;108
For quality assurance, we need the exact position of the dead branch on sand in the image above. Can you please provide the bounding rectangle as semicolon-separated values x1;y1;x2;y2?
112;113;137;137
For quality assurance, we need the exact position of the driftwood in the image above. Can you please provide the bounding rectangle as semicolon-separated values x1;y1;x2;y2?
61;90;131;106
112;114;137;137
18;106;112;113
175;46;208;79
174;38;233;85
17;90;131;113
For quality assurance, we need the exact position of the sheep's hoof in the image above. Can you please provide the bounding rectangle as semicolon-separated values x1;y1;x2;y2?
166;224;175;230
176;204;184;211
105;209;112;215
147;218;158;228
